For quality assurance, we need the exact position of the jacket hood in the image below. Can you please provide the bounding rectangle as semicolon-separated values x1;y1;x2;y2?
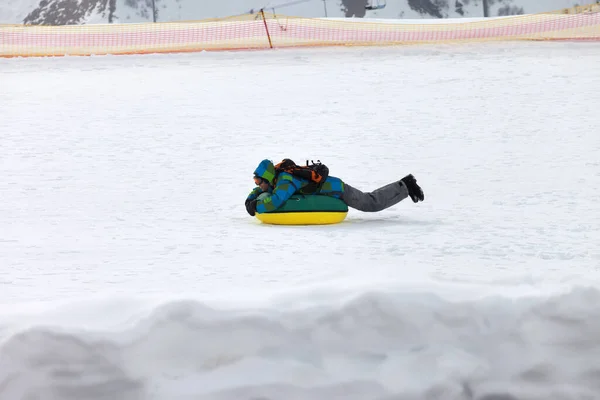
254;159;276;184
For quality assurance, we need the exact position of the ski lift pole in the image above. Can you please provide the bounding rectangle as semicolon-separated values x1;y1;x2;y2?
259;9;274;49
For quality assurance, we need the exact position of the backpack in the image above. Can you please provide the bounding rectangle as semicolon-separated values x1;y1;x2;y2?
274;158;329;194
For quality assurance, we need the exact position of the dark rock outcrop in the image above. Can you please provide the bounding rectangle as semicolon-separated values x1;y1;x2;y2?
408;0;446;18
23;0;115;25
340;0;368;18
22;0;156;25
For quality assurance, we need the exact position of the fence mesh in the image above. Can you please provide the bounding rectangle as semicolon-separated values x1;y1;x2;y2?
1;4;599;58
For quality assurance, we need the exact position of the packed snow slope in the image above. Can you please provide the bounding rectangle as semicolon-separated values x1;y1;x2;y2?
1;42;600;400
0;0;597;24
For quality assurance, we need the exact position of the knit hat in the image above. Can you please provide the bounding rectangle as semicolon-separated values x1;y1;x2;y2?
253;159;276;184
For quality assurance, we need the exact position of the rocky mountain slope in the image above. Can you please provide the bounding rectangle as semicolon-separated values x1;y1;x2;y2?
0;0;593;25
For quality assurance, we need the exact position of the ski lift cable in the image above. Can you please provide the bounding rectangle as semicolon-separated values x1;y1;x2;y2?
258;0;313;12
254;0;305;31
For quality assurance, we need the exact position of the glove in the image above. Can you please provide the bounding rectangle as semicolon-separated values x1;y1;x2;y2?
245;199;257;216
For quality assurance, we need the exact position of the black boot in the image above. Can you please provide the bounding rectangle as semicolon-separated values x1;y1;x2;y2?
400;174;424;203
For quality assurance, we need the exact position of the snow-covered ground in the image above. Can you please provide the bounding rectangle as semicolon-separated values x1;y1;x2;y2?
1;42;599;400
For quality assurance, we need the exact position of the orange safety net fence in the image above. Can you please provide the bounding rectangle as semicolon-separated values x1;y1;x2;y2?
1;4;599;58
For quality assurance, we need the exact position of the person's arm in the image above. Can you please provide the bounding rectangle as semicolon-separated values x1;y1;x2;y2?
245;186;262;203
256;173;299;213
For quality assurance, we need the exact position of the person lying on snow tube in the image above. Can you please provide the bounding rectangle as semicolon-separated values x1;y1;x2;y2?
244;159;424;217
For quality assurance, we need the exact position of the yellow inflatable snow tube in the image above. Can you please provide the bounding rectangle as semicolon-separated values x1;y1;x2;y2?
255;194;348;226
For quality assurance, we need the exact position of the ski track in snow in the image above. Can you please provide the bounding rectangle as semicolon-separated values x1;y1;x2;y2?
0;42;599;399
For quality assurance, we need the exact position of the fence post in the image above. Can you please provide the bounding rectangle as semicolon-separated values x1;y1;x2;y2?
260;9;274;49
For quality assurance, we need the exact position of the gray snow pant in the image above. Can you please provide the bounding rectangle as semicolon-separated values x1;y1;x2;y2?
341;181;409;212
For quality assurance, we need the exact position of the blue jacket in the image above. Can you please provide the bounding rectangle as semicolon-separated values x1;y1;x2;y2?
247;159;345;214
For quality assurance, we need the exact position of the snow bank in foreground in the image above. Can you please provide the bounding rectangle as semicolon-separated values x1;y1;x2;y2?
1;286;600;400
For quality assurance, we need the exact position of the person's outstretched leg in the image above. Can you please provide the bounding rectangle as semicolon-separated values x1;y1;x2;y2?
400;174;425;203
341;175;424;212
